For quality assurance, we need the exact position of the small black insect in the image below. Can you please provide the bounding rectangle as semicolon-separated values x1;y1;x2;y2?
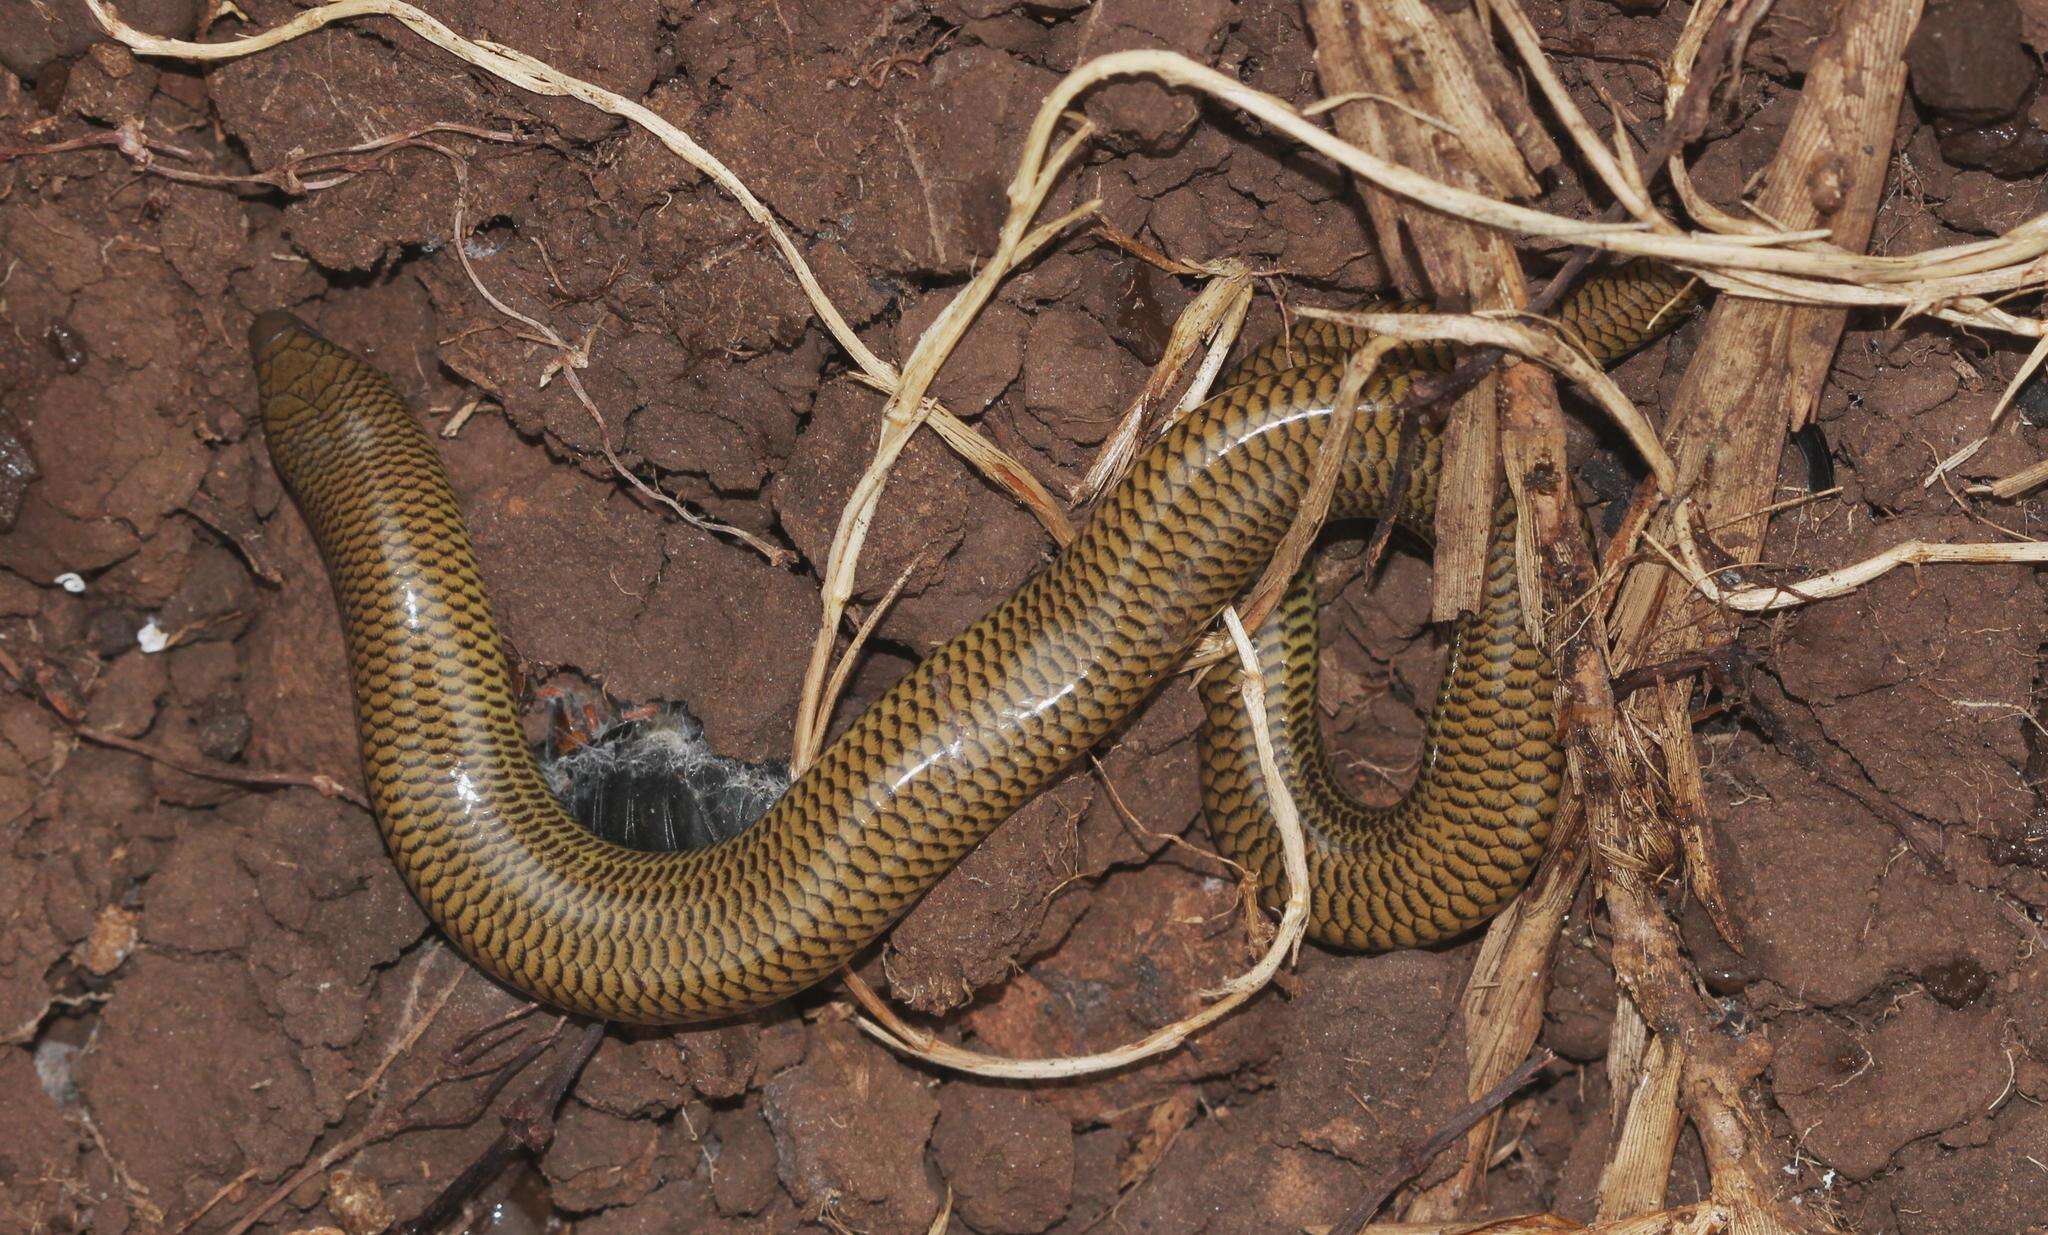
47;320;87;373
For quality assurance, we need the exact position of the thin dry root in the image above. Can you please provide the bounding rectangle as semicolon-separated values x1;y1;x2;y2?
449;189;793;566
1654;497;2048;612
1295;306;1677;490
1930;332;2048;488
1238;338;1393;629
846;608;1308;1079
1077;256;1256;503
87;0;1065;576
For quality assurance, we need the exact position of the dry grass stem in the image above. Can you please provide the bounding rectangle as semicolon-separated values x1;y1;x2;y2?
1661;0;1776;241
816;555;926;738
926;1189;953;1235
1978;452;2048;501
1415;809;1591;1210
1078;267;1256;502
1304;90;1464;136
1655;498;2048;611
1597;1034;1686;1218
1925;332;2048;486
1238;339;1393;628
1296;308;1676;491
842;373;1079;544
920;396;1080;544
788;173;1098;768
1479;0;1660;225
847;610;1308;1078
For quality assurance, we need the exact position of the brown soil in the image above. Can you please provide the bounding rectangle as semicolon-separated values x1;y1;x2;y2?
2;0;2047;1232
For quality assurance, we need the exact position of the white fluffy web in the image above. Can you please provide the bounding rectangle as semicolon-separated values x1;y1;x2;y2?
543;707;791;851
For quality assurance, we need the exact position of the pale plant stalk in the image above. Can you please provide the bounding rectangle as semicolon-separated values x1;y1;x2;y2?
1923;331;2048;486
1663;0;1785;240
1237;338;1392;629
1295;307;1678;490
1651;497;2048;612
1979;449;2048;500
787;183;1101;770
84;0;1069;548
1176;282;1256;413
1078;268;1255;502
846;608;1309;1079
844;375;1079;543
1302;88;1463;134
1479;0;1663;226
816;556;925;739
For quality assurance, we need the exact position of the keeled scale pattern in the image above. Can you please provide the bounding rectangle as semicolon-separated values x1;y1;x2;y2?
251;264;1692;1024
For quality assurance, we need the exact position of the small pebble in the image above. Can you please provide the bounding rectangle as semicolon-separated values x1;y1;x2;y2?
196;695;253;762
1920;956;1992;1008
87;608;142;658
325;1170;394;1235
1907;0;2038;122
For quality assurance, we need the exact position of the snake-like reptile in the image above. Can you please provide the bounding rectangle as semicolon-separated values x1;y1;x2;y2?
251;264;1691;1024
